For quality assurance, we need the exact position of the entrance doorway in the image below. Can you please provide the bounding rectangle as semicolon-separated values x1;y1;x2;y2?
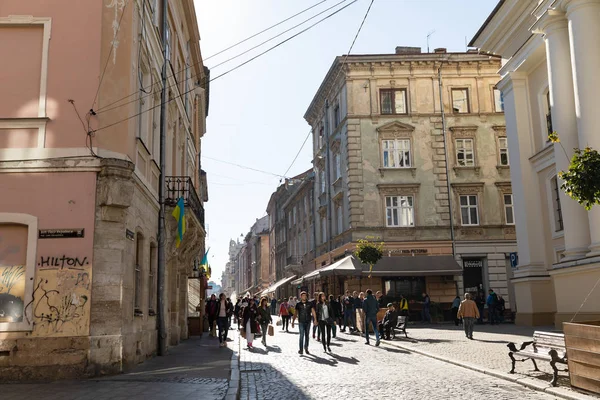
463;259;484;297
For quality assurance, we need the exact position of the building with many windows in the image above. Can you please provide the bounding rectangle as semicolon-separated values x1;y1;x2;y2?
302;47;517;310
0;0;208;379
470;0;600;327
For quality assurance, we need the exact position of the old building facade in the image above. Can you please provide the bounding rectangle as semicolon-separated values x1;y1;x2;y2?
0;0;208;380
303;48;517;308
470;0;600;327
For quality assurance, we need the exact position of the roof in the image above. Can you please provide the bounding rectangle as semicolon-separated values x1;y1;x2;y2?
469;0;506;47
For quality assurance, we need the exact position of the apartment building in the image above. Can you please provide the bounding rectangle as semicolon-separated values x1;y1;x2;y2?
0;0;208;379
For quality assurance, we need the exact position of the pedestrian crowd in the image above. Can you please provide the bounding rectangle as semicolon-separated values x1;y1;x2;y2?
204;287;507;352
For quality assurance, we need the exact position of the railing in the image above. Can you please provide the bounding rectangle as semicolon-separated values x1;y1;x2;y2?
165;176;205;229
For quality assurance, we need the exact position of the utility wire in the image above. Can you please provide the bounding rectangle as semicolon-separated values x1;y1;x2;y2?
280;0;375;177
91;1;358;133
95;0;334;113
91;0;130;110
211;0;351;69
203;156;287;178
204;0;329;61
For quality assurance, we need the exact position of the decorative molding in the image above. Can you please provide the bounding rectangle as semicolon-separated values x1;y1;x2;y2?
494;181;512;193
376;120;415;137
453;166;481;177
378;167;417;178
451;182;484;195
459;227;484;236
492;125;507;135
449;125;478;137
377;183;420;196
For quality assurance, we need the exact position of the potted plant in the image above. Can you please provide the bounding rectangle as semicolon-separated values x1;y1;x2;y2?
354;237;384;278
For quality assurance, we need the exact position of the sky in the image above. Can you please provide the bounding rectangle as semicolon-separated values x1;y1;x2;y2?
194;0;499;287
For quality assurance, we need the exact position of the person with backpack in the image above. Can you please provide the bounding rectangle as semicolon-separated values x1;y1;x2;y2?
486;289;499;325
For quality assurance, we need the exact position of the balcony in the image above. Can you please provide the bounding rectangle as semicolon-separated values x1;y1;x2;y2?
285;255;304;273
165;176;205;229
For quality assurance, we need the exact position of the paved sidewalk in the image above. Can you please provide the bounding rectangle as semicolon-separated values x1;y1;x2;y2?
383;323;599;400
1;332;238;400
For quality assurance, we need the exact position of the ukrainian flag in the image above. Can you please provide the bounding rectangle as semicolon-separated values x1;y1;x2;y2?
172;197;186;248
200;249;210;277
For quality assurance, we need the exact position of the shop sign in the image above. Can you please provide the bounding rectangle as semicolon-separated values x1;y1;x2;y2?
39;229;84;239
463;260;483;268
389;248;428;255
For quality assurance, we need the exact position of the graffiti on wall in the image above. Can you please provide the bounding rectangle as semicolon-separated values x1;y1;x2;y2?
0;265;26;323
25;266;92;337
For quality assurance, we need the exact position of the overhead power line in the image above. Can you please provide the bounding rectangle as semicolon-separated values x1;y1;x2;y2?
95;0;336;114
280;0;375;177
91;0;359;133
204;0;329;61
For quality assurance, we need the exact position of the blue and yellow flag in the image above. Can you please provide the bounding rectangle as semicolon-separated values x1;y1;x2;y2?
171;197;186;248
200;248;209;268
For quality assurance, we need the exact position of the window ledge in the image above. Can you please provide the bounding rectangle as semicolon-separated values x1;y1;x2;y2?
379;167;417;178
148;309;156;316
453;166;481;176
496;165;510;170
134;309;144;317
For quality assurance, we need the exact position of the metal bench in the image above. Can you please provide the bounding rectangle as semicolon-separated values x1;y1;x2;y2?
390;316;408;339
507;331;568;386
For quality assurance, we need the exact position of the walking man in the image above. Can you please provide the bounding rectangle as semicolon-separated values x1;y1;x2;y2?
295;291;317;355
363;289;380;346
457;293;480;340
487;289;499;325
421;292;431;323
342;290;355;333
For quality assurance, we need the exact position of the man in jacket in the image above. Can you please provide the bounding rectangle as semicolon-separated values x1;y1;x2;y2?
378;303;398;340
457;292;480;340
205;294;218;336
363;289;380;346
295;291;317;355
486;289;499;325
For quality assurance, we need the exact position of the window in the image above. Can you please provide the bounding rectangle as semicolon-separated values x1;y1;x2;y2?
320;170;326;193
460;195;479;225
382;139;411;168
321;217;327;244
333;153;341;180
385;196;415;227
318;126;324;149
551;176;564;231
384;277;425;300
149;243;157;312
288;211;292;229
494;89;504;112
456;139;475;167
165;23;171;61
135;233;144;312
498;137;509;166
293;206;297;225
333;104;341;128
452;88;470;113
504;194;514;225
336;204;343;235
380;89;408;115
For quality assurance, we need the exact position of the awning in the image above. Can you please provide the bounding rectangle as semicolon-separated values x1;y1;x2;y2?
263;275;297;295
367;255;462;276
291;256;363;284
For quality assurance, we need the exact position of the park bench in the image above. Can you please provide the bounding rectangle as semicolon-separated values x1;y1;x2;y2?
390;316;408;339
507;331;568;386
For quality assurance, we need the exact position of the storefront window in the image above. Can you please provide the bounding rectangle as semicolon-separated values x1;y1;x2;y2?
383;277;425;301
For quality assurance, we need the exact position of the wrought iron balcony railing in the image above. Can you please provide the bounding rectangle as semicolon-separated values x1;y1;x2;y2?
286;255;303;266
165;176;205;229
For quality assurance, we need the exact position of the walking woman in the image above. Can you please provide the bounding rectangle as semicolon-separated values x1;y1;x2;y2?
279;297;290;332
258;297;273;347
242;298;259;349
316;292;334;353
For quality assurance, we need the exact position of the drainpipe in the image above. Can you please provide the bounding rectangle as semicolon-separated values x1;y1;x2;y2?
438;64;456;258
157;0;168;357
324;100;333;259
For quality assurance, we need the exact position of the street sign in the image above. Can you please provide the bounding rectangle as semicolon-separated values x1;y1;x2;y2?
510;252;518;268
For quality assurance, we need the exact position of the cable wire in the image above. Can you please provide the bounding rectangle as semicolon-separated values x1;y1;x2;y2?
91;0;358;133
282;129;312;177
204;0;329;61
203;156;287;178
91;0;130;110
95;0;333;113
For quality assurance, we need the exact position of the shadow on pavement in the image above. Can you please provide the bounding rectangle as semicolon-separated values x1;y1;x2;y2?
240;362;312;399
332;336;357;343
379;346;410;354
304;354;338;366
328;353;359;365
266;345;282;353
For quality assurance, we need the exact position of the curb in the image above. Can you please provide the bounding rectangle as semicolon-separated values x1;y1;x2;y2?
383;340;597;400
224;330;240;400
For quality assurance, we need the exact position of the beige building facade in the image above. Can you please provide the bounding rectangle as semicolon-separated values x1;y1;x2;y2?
471;0;600;327
304;48;517;310
0;0;208;380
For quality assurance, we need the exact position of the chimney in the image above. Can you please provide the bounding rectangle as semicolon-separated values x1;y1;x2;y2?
395;46;421;55
434;48;447;54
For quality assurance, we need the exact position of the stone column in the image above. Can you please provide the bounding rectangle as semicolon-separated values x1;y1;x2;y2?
536;13;590;260
565;0;600;256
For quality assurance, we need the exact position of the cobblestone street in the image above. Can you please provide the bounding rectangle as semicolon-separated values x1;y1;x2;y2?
238;321;564;400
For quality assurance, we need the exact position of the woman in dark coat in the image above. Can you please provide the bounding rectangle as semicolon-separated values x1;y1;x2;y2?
242;298;259;349
316;293;335;353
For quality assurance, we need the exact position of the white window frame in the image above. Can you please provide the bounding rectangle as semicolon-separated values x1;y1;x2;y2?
494;88;504;113
498;137;509;166
451;88;470;114
382;139;411;168
503;194;515;225
333;152;342;180
380;89;408;115
320;170;326;193
459;195;479;226
385;195;415;227
456;138;475;167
